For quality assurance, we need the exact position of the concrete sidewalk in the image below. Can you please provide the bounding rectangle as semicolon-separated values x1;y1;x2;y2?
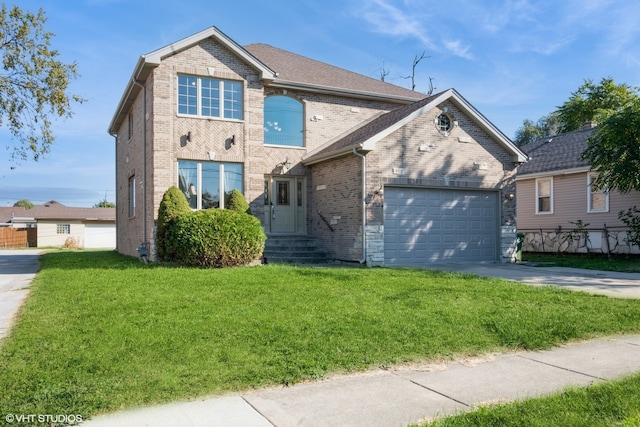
83;334;640;427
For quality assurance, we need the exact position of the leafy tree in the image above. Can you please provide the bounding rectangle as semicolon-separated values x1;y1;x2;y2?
581;99;640;194
0;4;84;165
513;113;559;146
93;199;115;208
556;77;640;133
13;199;33;209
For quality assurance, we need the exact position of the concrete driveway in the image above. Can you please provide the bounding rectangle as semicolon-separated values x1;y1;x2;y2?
417;262;640;299
0;249;41;340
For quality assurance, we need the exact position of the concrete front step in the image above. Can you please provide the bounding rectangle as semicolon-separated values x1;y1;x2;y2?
264;236;333;264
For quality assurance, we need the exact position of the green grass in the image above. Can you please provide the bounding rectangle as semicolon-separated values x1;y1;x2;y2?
523;252;640;273
2;251;640;421
421;373;640;427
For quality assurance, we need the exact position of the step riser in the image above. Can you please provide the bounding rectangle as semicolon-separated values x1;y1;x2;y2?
264;236;332;264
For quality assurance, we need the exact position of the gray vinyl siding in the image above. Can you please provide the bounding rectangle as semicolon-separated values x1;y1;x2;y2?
517;171;640;231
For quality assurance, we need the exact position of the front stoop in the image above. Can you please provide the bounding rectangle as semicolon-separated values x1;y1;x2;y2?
263;235;333;264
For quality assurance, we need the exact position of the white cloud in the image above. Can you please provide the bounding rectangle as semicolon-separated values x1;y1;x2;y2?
359;0;436;49
444;40;473;60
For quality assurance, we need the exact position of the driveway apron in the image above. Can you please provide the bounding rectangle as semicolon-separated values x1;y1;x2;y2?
0;250;41;340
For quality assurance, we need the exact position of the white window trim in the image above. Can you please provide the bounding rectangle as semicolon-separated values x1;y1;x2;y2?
177;75;243;121
587;173;609;213
535;177;553;214
177;161;243;210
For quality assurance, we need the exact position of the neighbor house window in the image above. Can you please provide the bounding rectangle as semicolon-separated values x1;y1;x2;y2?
178;160;243;210
128;176;136;217
536;177;553;214
56;224;71;234
178;75;243;120
588;173;609;213
264;95;304;147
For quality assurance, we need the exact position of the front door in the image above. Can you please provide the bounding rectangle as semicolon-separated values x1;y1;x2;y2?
270;177;296;233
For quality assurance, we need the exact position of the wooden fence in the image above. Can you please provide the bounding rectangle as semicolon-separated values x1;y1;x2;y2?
0;227;37;248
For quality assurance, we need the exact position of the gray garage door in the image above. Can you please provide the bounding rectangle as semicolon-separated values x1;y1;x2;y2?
384;187;498;264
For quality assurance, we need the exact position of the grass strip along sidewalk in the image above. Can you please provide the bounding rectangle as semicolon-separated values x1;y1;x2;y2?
420;372;640;426
1;251;640;421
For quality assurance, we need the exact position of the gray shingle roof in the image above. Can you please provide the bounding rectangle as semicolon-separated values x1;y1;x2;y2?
517;127;595;175
244;43;426;102
303;91;442;162
0;201;115;224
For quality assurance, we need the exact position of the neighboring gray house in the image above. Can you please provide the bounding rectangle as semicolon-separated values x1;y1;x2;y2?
0;201;116;249
517;124;640;254
108;26;527;265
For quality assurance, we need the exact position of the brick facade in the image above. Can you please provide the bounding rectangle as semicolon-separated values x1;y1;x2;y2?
111;28;523;264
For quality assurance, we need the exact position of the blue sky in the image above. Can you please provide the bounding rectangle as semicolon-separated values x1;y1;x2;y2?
1;0;639;207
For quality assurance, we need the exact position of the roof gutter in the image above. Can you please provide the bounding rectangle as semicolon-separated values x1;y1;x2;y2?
269;80;424;104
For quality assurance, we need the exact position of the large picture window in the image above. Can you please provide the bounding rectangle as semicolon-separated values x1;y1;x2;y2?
536;177;553;214
264;95;304;147
178;75;242;120
178;160;243;209
587;173;609;213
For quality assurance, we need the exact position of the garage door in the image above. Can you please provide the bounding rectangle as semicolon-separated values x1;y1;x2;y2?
384;187;498;264
85;224;116;249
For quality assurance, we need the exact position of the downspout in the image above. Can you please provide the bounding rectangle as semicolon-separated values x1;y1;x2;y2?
109;132;119;253
352;148;367;264
132;79;148;255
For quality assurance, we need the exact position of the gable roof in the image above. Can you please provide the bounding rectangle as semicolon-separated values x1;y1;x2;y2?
517;127;595;177
0;202;115;224
244;44;425;103
108;27;276;135
303;88;528;165
109;27;424;135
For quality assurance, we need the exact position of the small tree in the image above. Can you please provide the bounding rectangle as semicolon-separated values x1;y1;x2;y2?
93;199;115;208
619;206;640;250
226;189;251;214
13;199;34;209
156;186;191;260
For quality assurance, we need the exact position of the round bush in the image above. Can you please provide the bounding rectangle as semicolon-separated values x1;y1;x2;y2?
167;209;266;267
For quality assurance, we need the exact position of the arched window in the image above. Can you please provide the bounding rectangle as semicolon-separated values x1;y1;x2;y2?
264;96;304;147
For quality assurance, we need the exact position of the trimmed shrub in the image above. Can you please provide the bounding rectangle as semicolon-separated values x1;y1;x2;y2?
156;186;191;260
167;209;266;267
226;189;251;214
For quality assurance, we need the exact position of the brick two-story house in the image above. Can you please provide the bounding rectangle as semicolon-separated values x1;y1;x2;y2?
108;27;527;266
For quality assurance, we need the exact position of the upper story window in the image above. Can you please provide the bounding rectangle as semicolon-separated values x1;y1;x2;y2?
178;75;243;120
587;173;609;213
264;95;304;147
178;160;243;210
128;113;133;140
536;177;553;214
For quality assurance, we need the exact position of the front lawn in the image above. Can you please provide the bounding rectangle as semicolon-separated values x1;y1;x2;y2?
2;251;640;420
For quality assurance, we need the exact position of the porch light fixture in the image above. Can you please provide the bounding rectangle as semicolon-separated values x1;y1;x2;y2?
230;135;235;145
505;192;515;201
283;157;291;169
186;131;192;142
